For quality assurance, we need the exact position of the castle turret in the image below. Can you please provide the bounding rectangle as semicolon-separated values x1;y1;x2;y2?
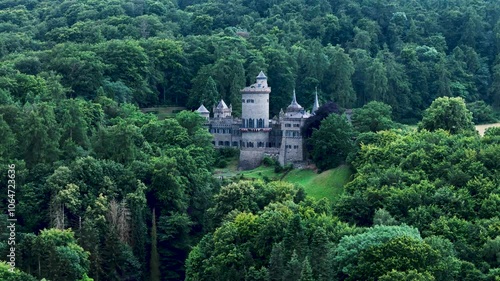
213;99;232;118
239;71;272;169
286;89;303;112
196;104;210;120
279;90;310;166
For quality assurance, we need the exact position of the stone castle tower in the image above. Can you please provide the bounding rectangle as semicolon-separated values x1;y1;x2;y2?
239;71;272;169
196;71;321;170
278;90;310;166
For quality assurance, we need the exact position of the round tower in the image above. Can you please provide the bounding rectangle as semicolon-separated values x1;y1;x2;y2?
239;71;272;170
241;71;271;128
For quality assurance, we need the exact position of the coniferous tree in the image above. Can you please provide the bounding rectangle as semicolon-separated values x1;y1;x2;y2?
283;215;307;259
150;209;160;281
269;243;285;281
310;228;329;281
299;257;315;281
283;251;301;281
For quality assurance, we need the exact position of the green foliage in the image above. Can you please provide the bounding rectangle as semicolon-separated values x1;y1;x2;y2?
467;101;497;124
150;209;160;281
418;97;475;134
309;114;355;171
332;225;422;278
1;0;500;279
379;270;436;281
353;236;439;280
352;101;395;133
33;228;90;281
0;262;38;281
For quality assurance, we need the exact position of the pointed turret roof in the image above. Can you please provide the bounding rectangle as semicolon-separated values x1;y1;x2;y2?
216;99;228;109
286;89;303;112
312;89;320;113
196;104;209;113
256;71;267;79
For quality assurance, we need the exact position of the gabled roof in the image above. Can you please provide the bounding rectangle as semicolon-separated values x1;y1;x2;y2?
196;104;209;113
256;71;267;79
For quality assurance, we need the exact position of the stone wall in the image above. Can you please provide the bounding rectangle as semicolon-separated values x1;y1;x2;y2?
240;131;269;169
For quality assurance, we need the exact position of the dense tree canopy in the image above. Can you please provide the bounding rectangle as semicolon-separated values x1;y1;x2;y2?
0;0;498;119
1;0;500;280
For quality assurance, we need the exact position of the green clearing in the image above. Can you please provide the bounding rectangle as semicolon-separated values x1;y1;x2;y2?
283;165;352;202
240;166;281;180
214;158;353;202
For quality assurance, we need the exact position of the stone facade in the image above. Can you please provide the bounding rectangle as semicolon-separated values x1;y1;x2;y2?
196;71;319;170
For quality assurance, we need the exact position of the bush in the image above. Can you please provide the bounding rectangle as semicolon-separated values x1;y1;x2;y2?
467;101;497;124
262;156;276;166
218;147;239;158
215;159;228;168
274;164;283;173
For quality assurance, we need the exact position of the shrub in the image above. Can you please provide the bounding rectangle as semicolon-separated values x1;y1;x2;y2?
215;159;228;168
467;101;497;124
262;156;275;166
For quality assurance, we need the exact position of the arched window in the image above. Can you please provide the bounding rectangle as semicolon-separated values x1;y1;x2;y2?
257;118;264;128
248;118;255;128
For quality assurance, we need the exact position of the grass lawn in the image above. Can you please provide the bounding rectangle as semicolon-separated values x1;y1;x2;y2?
240;166;280;180
211;154;353;203
283;165;352;202
213;157;240;178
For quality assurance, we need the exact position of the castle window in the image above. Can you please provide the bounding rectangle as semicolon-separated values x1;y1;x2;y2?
294;145;299;149
212;141;215;145
293;123;300;127
247;142;254;148
257;118;264;128
241;141;245;147
225;141;230;146
218;141;224;146
242;119;246;128
242;100;245;103
258;142;264;148
248;118;255;128
232;141;238;147
285;123;291;127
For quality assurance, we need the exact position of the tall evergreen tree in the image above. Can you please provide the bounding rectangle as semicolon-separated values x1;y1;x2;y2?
283;251;301;281
299;257;315;281
150;209;160;281
310;228;329;281
269;242;285;281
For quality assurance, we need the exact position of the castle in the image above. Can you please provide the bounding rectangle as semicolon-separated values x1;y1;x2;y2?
196;71;319;170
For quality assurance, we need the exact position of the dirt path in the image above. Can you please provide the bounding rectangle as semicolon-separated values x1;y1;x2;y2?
476;123;500;136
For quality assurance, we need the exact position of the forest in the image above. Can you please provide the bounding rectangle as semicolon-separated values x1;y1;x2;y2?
0;0;499;280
